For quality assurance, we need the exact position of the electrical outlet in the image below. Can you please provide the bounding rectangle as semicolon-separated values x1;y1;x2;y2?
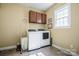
70;44;73;49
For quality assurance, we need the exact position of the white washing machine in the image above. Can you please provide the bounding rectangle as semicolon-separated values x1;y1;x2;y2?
28;31;50;51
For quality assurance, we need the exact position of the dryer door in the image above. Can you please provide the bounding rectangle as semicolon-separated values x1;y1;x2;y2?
41;31;50;47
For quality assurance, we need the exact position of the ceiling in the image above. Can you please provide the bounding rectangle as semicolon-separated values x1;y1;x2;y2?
21;3;54;11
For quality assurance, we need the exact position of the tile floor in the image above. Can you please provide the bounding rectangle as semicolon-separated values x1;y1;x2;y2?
0;46;67;56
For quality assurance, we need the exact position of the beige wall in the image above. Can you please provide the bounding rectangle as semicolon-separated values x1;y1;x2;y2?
0;3;79;54
0;3;45;47
45;3;79;54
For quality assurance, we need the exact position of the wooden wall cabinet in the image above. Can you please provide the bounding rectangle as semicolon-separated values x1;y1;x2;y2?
36;12;42;24
41;14;46;24
29;11;37;23
29;10;46;24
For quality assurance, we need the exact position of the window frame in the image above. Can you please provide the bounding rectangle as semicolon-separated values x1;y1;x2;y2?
53;4;71;29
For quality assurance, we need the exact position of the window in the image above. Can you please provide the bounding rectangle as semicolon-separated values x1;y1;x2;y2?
54;4;71;28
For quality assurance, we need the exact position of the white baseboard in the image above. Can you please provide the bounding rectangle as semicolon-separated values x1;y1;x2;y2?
0;45;16;51
52;44;78;56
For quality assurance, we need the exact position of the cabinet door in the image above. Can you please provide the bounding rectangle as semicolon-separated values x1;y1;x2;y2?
36;13;42;23
41;14;46;24
29;11;37;23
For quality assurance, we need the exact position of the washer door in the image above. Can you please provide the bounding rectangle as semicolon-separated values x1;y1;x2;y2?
28;32;41;50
